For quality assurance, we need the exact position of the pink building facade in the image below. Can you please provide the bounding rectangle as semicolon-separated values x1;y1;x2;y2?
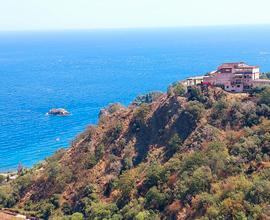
203;62;262;92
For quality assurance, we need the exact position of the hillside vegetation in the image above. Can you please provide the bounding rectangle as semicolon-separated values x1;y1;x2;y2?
1;83;270;220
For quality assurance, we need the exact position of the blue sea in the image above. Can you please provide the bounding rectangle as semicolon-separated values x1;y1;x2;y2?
1;26;270;171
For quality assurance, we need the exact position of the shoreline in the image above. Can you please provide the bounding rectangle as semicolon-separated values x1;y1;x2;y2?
0;171;18;181
0;171;17;175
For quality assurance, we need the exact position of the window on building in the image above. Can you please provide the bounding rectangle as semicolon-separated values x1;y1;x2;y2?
237;85;240;88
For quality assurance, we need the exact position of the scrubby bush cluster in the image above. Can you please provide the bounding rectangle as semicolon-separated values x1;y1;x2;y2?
167;82;186;97
133;92;163;105
1;86;270;219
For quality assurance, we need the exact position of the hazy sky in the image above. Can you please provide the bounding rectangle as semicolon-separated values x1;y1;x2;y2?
1;0;270;31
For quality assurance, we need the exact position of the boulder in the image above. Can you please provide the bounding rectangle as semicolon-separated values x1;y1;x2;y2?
47;108;70;116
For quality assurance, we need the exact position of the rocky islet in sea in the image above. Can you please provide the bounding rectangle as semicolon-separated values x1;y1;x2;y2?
47;108;70;116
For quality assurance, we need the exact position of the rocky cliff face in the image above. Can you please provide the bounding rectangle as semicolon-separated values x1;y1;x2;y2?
1;84;270;219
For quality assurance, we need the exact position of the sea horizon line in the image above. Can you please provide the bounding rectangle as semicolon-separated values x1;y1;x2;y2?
1;23;270;33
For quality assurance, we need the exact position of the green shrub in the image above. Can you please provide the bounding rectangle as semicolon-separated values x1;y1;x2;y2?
145;162;167;188
74;197;92;214
180;152;206;174
185;101;204;121
230;136;261;162
70;212;84;220
0;186;17;208
37;201;55;220
205;141;230;177
85;154;98;169
167;134;182;156
174;101;204;140
257;104;270;118
187;86;206;103
210;99;228;127
116;171;137;207
132;104;151;133
0;175;5;184
112;123;123;139
134;92;163;105
85;144;105;169
188;166;212;195
176;166;212;204
194;192;216;210
260;72;270;79
85;202;119;220
145;186;168;210
246;180;270;204
168;82;186;97
257;87;270;106
242;109;259;127
121;198;145;220
134;104;151;123
122;156;133;171
46;149;66;164
62;202;73;215
46;161;61;180
49;194;60;209
107;103;123;114
95;144;105;160
135;210;159;220
13;173;32;198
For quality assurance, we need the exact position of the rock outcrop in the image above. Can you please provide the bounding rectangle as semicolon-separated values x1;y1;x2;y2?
47;108;70;116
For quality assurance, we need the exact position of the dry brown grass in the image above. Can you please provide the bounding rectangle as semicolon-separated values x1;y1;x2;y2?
0;212;24;220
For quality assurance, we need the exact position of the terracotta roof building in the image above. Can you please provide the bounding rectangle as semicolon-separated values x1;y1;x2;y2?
203;62;269;92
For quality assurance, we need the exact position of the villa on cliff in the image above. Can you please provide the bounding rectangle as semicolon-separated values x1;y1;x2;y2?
187;62;270;92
